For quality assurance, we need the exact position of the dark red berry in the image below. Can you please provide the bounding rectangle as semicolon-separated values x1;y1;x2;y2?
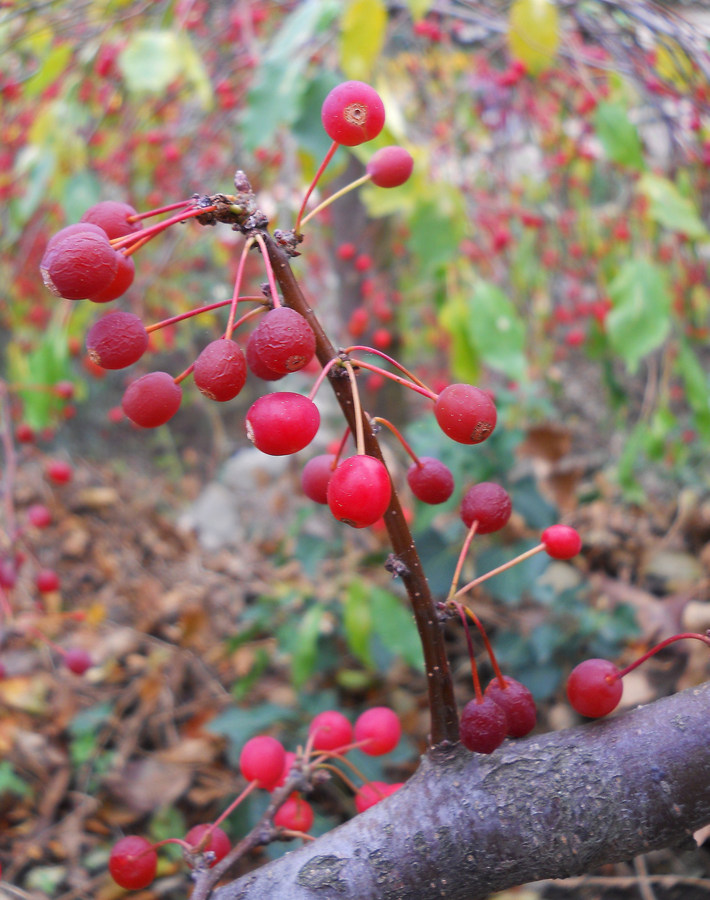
353;706;400;755
366;146;414;187
406;457;454;504
80;200;142;240
185;824;230;866
301;454;336;504
460;482;512;534
41;230;119;300
321;81;386;146
354;781;402;813
36;569;60;593
245;392;320;455
309;710;353;751
46;459;73;484
249;307;316;375
89;251;135;303
484;676;536;738
434;384;497;444
64;647;92;674
45;223;107;255
193;338;247;401
566;658;622;718
109;835;157;890
274;793;314;832
542;524;582;559
239;735;286;789
327;455;391;528
86;311;148;370
459;696;508;753
246;337;285;381
122;372;182;428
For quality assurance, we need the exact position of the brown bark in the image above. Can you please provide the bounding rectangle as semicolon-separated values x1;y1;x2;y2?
211;682;710;900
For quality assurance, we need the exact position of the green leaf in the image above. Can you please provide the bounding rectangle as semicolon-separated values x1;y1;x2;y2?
344;578;374;667
24;43;73;98
61;170;102;222
638;173;708;239
207;703;293;765
292;604;326;688
439;291;480;384
593;102;645;169
370;587;423;670
676;340;710;439
0;761;30;798
118;31;184;93
408;192;466;275
606;259;671;373
339;0;387;81
10;144;56;228
405;0;433;19
467;280;527;381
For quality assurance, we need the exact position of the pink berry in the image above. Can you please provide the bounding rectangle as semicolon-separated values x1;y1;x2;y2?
274;793;314;832
184;824;230;866
86;311;149;370
193;338;247;401
122;372;182;428
246;392;320;455
309;710;353;751
36;568;60;593
249;307;316;375
327;455;392;529
80;200;142;240
460;482;512;534
434;384;497;444
64;647;92;674
366;146;414;187
542;524;582;559
321;81;385;146
484;676;536;738
301;454;336;505
353;706;400;756
459;696;508;754
239;735;286;789
108;835;157;890
27;504;52;528
566;658;623;718
406;457;454;504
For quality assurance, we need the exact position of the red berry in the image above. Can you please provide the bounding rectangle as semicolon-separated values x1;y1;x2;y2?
321;81;385;146
274;793;314;832
246;337;285;381
80;200;142;240
566;658;622;718
53;380;75;399
434;384;497;444
15;423;35;443
249;307;316;375
122;372;182;428
353;706;400;756
301;454;336;505
354;781;402;813
366;146;414;188
45;222;107;255
193;338;247;401
108;835;157;890
27;504;52;528
185;824;230;866
86;311;148;370
41;230;119;300
407;457;454;504
46;459;73;484
246;392;320;456
89;251;135;303
460;482;512;534
64;647;92;674
484;676;536;738
542;524;582;559
327;455;392;528
337;242;357;261
347;307;369;337
459;696;508;754
0;558;18;589
309;710;353;751
239;735;286;789
36;568;60;593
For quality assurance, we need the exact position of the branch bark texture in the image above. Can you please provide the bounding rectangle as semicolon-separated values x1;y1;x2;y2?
213;682;710;900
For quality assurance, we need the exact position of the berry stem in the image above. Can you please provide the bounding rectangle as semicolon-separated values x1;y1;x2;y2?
457;604;506;687
210;778;259;831
456;602;483;702
127;199;194;221
173;363;195;386
343;361;365;455
145;296;264;334
448;520;479;599
349;358;437;401
307;357;341;402
294;140;339;234
344;345;435;394
453;543;546;599
615;632;710;680
299;174;371;228
260;230;459;749
253;231;281;309
225;237;256;340
370;416;420;466
111;205;216;252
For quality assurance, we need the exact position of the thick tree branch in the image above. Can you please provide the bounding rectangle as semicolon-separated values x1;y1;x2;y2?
211;683;710;900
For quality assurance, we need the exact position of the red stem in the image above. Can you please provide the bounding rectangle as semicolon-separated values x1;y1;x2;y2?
616;632;710;680
295;140;339;233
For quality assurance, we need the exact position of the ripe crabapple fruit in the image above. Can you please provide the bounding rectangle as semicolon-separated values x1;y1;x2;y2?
108;835;157;890
64;648;93;674
239;735;286;789
309;710;353;751
301;454;336;505
193;338;247;401
121;372;182;428
353;706;401;755
89;251;135;303
249;307;316;375
366;145;414;187
41;229;119;300
566;658;623;718
354;781;402;813
86;311;149;370
542;524;582;559
459;695;508;754
327;455;392;528
246;337;285;381
46;459;73;484
460;482;512;534
484;676;536;738
274;793;315;832
434;384;497;444
321;81;386;146
80;200;142;240
406;457;454;504
36;569;60;593
27;504;52;528
245;392;320;455
184;824;230;866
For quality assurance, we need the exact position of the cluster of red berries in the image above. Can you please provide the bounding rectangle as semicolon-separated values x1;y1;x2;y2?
107;705;402;890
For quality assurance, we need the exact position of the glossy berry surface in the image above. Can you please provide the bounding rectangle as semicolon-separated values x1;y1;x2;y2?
542;524;582;559
193;338;247;401
567;658;622;717
309;710;353;751
108;835;157;890
406;457;454;504
434;384;497;444
301;454;336;504
249;307;316;375
42;230;119;300
459;695;508;754
86;311;149;370
80;200;142;240
366;145;414;187
484;676;536;738
353;706;401;755
321;80;386;146
239;735;286;789
64;648;92;674
274;793;315;832
185;824;230;866
460;482;512;534
245;392;320;455
327;455;391;528
122;372;182;428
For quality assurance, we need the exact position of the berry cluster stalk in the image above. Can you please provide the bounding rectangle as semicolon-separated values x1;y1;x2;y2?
261;231;459;749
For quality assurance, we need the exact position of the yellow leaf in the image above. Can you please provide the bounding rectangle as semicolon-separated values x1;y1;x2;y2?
655;40;694;89
508;0;559;76
339;0;387;81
